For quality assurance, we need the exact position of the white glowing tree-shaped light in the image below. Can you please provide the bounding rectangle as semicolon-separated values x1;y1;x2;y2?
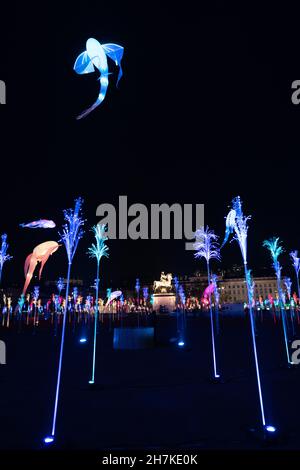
194;226;221;379
45;197;84;445
87;224;109;385
290;250;300;299
59;197;84;264
263;237;291;364
0;234;12;284
222;196;272;431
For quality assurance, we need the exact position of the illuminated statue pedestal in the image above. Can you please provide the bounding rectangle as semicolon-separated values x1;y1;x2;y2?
153;293;176;313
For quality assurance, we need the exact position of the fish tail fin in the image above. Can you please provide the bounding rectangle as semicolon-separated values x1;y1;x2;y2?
76;74;108;120
76;98;101;120
23;253;37;295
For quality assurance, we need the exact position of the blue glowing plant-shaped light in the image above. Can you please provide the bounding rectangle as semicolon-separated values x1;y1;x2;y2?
33;286;39;302
222;196;271;431
59;197;84;264
290;250;300;299
245;269;255;306
263;237;283;277
0;234;12;284
135;278;140;304
87;224;109;385
221;196;250;264
143;287;149;302
284;277;292;299
73;287;78;303
106;288;112;299
17;294;25;314
263;237;291;364
56;277;65;295
45;197;84;444
194;226;221;379
74;38;124;120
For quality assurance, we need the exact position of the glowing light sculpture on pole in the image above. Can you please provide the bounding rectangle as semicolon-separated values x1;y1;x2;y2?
44;197;84;445
87;224;109;385
143;287;149;303
222;196;274;434
0;234;12;285
74;38;124;119
194;226;221;380
290;250;300;300
284;276;295;336
56;277;65;295
263;237;291;365
135;278;140;305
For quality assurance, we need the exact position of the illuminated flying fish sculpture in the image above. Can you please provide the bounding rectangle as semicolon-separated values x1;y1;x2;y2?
20;219;56;229
221;209;237;248
74;38;124;120
105;290;122;307
22;241;60;295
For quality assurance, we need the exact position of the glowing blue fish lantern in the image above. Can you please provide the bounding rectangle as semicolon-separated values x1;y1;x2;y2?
74;38;124;119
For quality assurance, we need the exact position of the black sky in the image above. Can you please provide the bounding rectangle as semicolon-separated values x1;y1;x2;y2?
0;4;299;289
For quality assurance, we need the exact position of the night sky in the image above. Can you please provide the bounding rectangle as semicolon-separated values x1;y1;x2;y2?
0;5;299;289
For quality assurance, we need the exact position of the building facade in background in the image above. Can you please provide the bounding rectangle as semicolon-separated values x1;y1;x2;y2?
219;277;280;303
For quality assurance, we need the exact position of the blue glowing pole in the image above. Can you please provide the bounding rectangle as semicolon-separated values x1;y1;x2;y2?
244;265;266;426
51;261;71;437
178;285;186;345
90;260;100;384
207;262;219;378
173;276;179;331
194;226;220;379
211;274;220;335
263;238;291;364
87;225;109;385
222;197;268;428
45;198;84;443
